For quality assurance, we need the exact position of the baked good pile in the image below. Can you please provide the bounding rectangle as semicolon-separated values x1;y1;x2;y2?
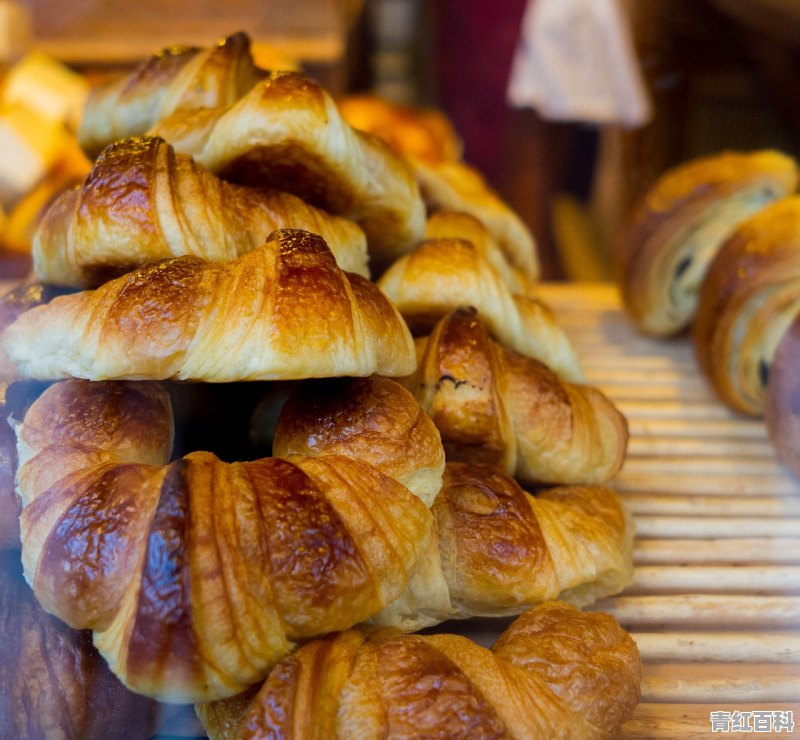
0;32;641;738
618;150;800;478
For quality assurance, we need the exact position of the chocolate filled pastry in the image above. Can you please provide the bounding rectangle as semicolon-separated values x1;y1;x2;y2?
402;308;627;486
378;238;581;381
765;313;800;478
619;150;797;336
16;378;437;702
4;229;415;382
197;601;641;740
0;551;160;738
692;197;800;415
34;136;369;288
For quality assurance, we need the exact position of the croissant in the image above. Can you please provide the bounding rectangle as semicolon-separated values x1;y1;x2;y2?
272;375;445;508
414;158;539;281
619;149;798;336
17;378;434;702
78;32;265;158
424;210;536;295
197;601;642;740
4;229;415;382
401;308;627;486
34;136;369;288
0;550;160;739
765;313;800;478
337;93;463;165
147;71;425;267
692;196;800;415
375;462;632;632
377;238;582;381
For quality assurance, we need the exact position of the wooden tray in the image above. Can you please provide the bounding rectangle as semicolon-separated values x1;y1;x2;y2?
540;282;800;738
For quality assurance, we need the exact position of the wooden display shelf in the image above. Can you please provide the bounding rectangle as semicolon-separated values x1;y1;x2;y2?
539;282;800;738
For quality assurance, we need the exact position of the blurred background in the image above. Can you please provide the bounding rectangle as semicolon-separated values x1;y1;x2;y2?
2;0;800;280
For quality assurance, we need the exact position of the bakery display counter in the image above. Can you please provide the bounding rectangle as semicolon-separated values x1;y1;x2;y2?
541;282;800;738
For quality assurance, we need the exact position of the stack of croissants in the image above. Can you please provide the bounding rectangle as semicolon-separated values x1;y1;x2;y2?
0;32;642;738
618;149;800;479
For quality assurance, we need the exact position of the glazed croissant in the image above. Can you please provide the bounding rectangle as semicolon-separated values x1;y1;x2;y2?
79;31;265;158
272;375;445;508
148;71;425;267
692;196;800;415
402;308;627;486
765;312;800;478
373;462;633;632
197;601;642;740
377;238;582;381
619;149;798;336
34;136;369;288
17;378;434;702
4;229;415;382
424;210;536;295
414;158;539;281
0;551;160;739
337;93;463;165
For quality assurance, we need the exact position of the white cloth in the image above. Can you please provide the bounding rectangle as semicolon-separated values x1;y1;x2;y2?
507;0;651;127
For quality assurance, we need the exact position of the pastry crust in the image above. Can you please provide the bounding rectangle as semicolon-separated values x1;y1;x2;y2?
337;93;463;165
34;136;369;287
372;462;634;632
404;308;627;486
197;601;641;740
79;32;265;158
16;378;434;702
619;150;798;336
272;376;445;508
378;238;581;381
5;229;415;382
692;196;800;415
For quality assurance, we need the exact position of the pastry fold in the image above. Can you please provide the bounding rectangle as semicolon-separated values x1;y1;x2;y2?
5;229;415;382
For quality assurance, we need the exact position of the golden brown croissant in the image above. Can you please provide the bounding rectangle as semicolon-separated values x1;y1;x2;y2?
372;462;633;632
78;32;265;159
337;93;463;165
765;313;800;478
147;71;425;268
34;136;369;288
692;196;800;415
424;210;536;295
197;601;642;740
272;375;445;508
17;378;433;702
377;238;582;381
414;158;539;281
4;229;415;382
401;308;627;486
619;149;798;336
0;550;161;739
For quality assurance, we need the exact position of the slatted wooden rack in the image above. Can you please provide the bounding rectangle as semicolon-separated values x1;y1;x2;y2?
537;282;800;738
